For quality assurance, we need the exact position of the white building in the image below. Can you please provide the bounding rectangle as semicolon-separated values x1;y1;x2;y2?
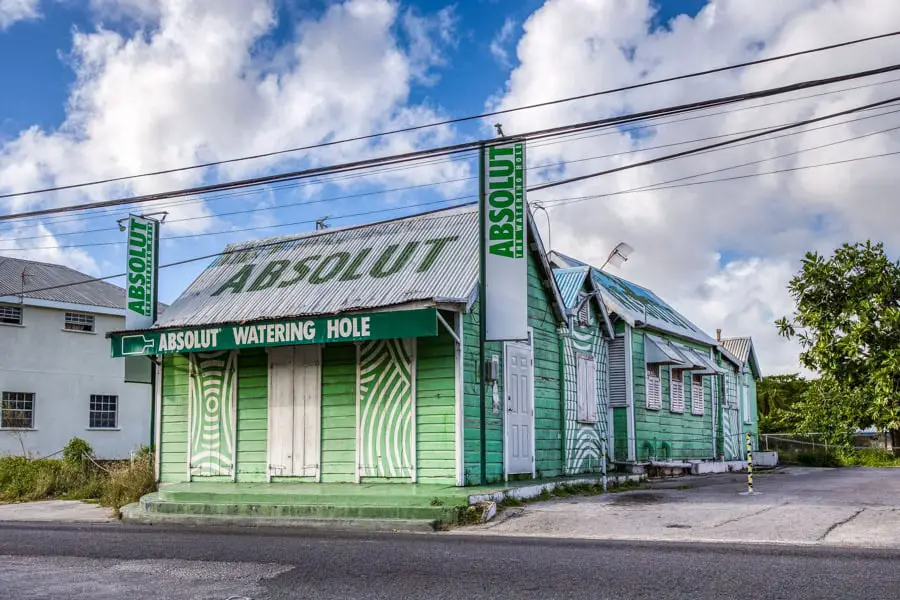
0;256;153;459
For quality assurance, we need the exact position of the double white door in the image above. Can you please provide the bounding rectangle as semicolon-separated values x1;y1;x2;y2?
268;345;321;478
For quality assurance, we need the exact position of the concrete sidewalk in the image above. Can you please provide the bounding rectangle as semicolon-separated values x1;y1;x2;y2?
0;501;115;523
455;467;900;549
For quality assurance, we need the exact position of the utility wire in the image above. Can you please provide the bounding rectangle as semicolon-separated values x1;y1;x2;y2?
5;72;898;234
4;28;899;202
528;94;900;191
5;102;900;248
10;145;900;297
4;61;900;223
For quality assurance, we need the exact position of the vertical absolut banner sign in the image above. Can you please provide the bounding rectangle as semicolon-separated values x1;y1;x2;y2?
481;140;528;341
125;215;158;330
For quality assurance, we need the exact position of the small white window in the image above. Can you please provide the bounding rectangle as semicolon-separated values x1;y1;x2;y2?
0;304;22;325
89;395;118;429
576;354;598;422
742;382;751;424
670;368;684;413
646;364;662;410
1;392;35;429
65;312;95;333
691;374;704;415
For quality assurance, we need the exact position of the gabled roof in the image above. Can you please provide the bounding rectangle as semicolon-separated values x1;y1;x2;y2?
553;266;614;338
549;251;717;347
156;204;566;329
0;256;125;310
721;336;762;378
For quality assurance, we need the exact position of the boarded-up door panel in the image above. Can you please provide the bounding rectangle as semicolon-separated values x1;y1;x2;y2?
268;346;321;478
358;339;415;480
506;343;533;475
189;351;237;477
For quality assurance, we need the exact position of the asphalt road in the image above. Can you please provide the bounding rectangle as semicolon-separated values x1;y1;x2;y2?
1;523;899;600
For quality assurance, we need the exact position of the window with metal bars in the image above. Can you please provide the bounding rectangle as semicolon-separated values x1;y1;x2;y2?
64;312;95;333
0;304;22;325
1;392;34;429
89;395;118;429
646;364;662;410
670;368;685;413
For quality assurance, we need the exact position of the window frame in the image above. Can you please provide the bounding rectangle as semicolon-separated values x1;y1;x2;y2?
645;363;662;411
1;391;35;429
742;379;751;424
0;304;23;326
691;373;704;416
575;353;598;423
670;368;685;414
64;312;96;333
89;394;119;430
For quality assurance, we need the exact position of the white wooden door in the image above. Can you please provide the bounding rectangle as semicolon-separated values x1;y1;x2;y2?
268;345;321;478
505;343;533;475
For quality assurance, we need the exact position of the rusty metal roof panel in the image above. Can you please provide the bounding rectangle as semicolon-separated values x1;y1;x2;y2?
721;337;751;364
156;205;480;328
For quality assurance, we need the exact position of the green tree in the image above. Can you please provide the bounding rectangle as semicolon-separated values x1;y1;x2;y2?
776;241;900;453
756;374;811;434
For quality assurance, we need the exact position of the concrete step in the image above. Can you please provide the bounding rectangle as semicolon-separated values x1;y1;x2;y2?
140;493;459;522
157;487;464;508
121;502;439;533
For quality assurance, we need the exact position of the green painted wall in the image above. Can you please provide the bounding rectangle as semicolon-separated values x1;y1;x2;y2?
742;374;759;450
320;343;357;483
631;331;716;461
415;320;457;484
159;354;189;483
463;251;564;484
234;349;268;482
613;408;628;461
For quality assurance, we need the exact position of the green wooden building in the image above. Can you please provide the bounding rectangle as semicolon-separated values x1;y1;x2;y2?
550;252;755;466
717;334;762;457
113;205;630;490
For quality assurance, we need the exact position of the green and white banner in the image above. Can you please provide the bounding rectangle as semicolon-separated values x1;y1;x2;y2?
110;308;438;357
125;215;159;330
481;140;528;341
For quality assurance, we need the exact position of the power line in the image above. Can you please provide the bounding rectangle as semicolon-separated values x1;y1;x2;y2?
528;94;900;191
5;28;900;202
5;101;900;248
4;61;900;224
10;145;900;297
6;72;898;235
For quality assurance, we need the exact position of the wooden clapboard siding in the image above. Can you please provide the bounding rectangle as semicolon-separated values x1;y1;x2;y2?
415;320;457;484
159;354;189;483
235;349;268;482
319;343;357;483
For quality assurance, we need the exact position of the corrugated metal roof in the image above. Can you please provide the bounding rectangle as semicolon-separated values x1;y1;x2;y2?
156;206;481;328
721;337;752;363
552;266;590;310
551;251;717;347
0;256;125;309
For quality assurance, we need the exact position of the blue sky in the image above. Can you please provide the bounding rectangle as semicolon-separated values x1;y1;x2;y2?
0;0;709;303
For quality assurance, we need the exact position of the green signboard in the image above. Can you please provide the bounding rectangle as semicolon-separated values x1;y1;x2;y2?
110;308;438;358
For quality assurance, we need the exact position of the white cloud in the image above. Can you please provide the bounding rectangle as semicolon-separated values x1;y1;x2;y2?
494;0;900;374
490;17;516;68
0;0;469;242
0;223;99;275
0;0;40;29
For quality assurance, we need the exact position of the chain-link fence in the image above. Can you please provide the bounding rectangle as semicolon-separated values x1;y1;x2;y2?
760;431;894;454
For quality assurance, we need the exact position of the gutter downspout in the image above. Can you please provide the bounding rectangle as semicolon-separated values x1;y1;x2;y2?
624;325;636;462
559;323;569;476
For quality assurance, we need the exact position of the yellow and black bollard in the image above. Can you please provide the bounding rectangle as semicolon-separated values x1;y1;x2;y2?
740;431;761;496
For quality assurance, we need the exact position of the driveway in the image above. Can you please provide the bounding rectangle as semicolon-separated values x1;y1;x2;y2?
458;467;900;549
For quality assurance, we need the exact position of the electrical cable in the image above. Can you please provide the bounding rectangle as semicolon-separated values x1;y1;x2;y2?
4;28;899;202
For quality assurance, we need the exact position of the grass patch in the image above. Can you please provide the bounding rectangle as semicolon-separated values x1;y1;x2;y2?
778;447;900;468
0;438;156;516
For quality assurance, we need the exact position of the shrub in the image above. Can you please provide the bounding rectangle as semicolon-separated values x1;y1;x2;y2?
100;452;156;514
63;438;95;470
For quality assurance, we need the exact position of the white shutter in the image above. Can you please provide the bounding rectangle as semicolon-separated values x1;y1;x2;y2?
670;368;684;413
577;301;590;326
691;374;704;415
646;364;662;410
608;336;627;407
576;354;598;423
742;381;751;424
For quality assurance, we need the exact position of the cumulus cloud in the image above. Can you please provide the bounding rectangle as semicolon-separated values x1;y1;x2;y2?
0;0;40;29
494;0;900;374
0;0;468;246
490;17;516;68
